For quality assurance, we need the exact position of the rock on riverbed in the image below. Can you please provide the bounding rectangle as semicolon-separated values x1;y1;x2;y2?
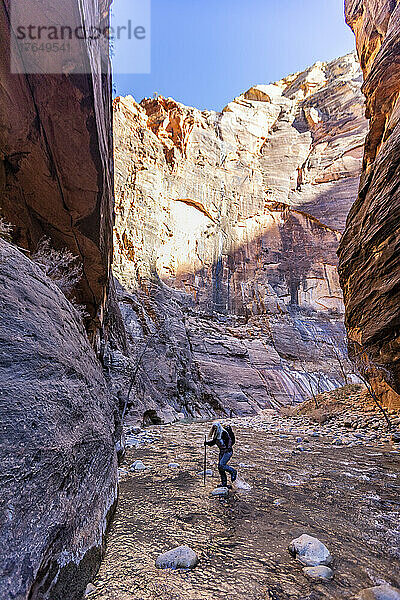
155;546;198;570
303;565;334;581
129;460;147;472
289;534;332;566
211;487;229;497
355;585;400;600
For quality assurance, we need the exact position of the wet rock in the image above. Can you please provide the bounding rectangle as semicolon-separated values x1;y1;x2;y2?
289;534;332;567
85;583;97;596
129;460;147;472
354;585;400;600
303;566;334;581
272;498;287;506
155;545;198;570
391;431;400;444
295;445;305;452
198;469;213;477
332;438;343;445
127;426;142;435
211;487;229;497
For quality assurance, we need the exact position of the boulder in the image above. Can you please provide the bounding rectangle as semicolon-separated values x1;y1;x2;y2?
289;534;332;566
129;460;147;471
303;566;334;581
211;487;229;497
155;545;198;570
354;585;400;600
85;583;97;596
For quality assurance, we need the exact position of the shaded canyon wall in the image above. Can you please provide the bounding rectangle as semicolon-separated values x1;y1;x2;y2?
339;0;400;409
0;1;119;598
0;0;114;343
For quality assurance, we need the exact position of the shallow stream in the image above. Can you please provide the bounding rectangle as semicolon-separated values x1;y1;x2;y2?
91;417;400;600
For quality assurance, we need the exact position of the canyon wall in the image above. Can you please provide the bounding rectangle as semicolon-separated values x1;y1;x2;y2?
0;0;114;342
0;1;118;598
339;0;400;409
0;239;118;600
112;53;368;421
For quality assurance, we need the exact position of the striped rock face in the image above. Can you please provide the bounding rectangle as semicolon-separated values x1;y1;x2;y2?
339;0;400;409
111;54;368;419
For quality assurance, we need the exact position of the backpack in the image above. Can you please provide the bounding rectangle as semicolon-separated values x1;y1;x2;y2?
225;425;236;447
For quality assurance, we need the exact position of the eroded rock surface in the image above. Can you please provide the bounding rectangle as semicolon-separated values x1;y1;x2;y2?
0;0;114;338
0;2;118;598
0;239;118;600
338;1;400;409
112;54;367;419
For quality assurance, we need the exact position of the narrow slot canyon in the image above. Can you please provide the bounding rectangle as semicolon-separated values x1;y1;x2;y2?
0;1;400;599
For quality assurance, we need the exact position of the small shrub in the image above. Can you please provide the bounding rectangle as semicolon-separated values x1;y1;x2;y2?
279;406;297;418
308;408;331;425
31;237;82;297
0;217;13;242
69;297;90;322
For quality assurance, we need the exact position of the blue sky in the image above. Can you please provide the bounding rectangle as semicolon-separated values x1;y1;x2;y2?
113;0;355;112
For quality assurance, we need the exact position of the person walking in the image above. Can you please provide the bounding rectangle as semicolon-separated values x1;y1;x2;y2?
205;422;237;488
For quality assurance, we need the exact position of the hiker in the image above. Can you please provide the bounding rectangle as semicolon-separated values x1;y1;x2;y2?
205;422;237;487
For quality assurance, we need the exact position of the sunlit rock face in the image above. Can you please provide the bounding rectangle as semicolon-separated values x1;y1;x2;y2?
113;53;367;418
0;0;114;340
338;1;400;409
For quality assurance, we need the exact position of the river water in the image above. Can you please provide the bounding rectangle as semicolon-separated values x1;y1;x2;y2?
90;416;400;600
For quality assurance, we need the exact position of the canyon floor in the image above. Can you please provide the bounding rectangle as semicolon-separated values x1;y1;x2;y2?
90;406;400;600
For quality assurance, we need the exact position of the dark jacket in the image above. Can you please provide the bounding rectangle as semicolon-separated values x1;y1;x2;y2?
206;428;234;452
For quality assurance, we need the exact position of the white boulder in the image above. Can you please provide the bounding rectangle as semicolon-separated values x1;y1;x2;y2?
289;534;332;567
129;460;146;472
155;545;198;570
211;487;229;497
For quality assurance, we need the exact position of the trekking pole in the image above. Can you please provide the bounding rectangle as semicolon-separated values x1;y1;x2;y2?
203;435;207;487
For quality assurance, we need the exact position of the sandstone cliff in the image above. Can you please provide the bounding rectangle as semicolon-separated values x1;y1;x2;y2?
112;54;368;421
0;1;118;598
0;0;114;342
338;1;400;409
